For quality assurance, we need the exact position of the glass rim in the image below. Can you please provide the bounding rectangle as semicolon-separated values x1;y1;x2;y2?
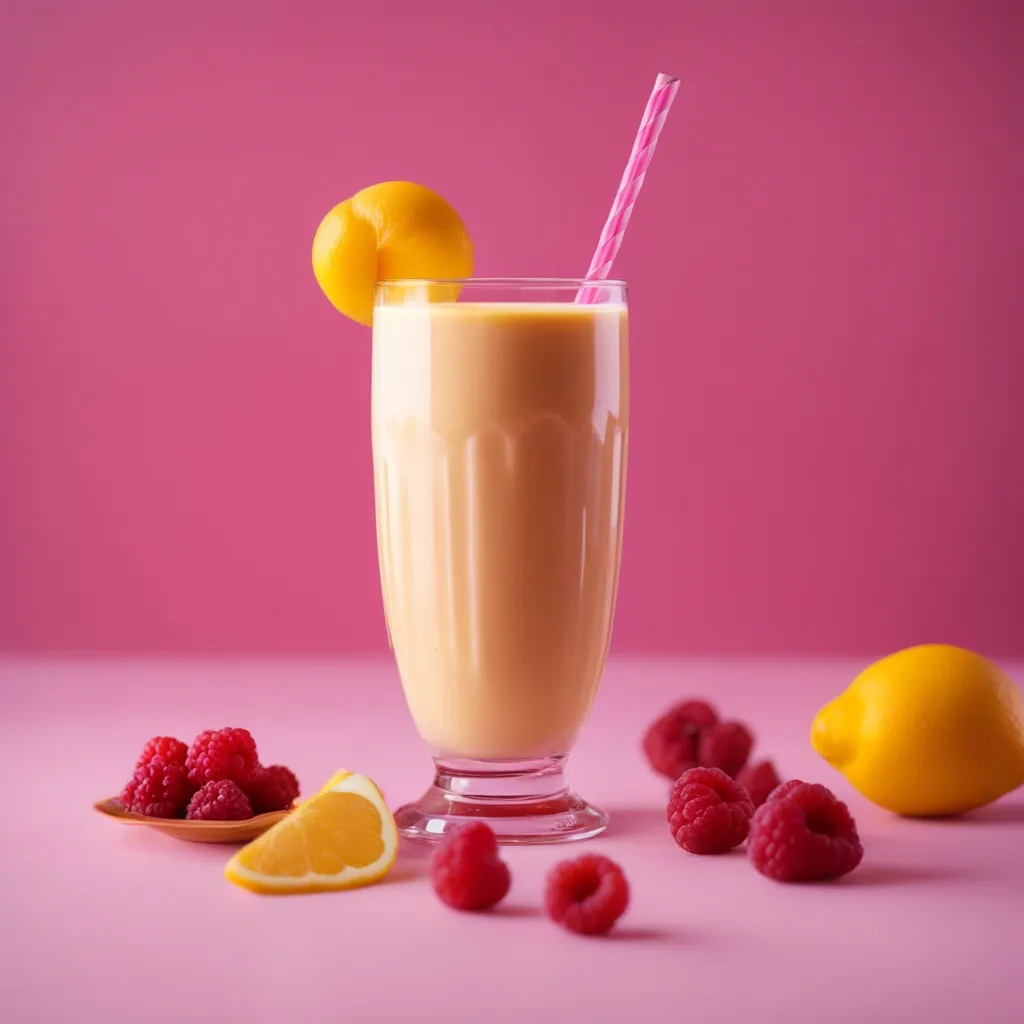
374;277;627;288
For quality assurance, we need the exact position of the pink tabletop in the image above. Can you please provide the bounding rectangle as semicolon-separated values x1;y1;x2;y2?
1;658;1022;1023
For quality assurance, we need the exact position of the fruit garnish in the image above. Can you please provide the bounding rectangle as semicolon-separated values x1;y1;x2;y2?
186;780;253;821
698;721;754;779
811;644;1024;816
185;727;259;790
641;699;719;780
667;766;754;855
737;759;783;807
224;770;398;894
119;756;191;819
430;822;511;911
311;181;473;327
247;765;300;815
544;854;629;936
748;780;863;882
642;699;762;783
116;727;298;822
135;736;187;769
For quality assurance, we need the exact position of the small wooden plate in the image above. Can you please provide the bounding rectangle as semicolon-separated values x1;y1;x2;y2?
93;798;290;844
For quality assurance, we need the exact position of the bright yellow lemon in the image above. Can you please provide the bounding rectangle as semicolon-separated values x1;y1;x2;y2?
312;181;473;326
812;644;1024;817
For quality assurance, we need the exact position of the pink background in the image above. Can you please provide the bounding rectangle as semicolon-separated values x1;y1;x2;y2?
1;0;1021;657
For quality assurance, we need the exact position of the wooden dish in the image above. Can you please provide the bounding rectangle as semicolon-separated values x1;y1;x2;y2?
93;798;290;844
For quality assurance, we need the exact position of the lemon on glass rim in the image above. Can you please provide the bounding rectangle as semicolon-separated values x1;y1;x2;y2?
811;644;1024;817
311;181;473;326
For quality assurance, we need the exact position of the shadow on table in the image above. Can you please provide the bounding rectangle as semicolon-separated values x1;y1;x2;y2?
841;862;972;887
887;800;1024;828
605;925;691;945
956;801;1024;825
492;905;541;920
603;806;667;840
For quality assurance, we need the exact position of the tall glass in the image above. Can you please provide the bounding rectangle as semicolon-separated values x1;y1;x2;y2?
372;279;629;843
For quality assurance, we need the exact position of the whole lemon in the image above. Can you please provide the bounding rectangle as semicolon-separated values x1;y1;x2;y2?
811;644;1024;817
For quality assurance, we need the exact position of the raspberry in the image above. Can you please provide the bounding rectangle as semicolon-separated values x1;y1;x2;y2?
698;720;753;778
135;736;188;769
748;781;863;882
120;756;190;818
185;728;259;788
247;764;300;814
544;854;629;936
185;780;253;821
667;766;755;854
430;822;511;911
767;779;806;804
737;759;783;807
642;700;719;779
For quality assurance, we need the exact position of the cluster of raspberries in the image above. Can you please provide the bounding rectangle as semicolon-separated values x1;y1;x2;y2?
425;699;864;936
642;698;775;795
118;729;300;822
645;698;863;881
427;780;861;937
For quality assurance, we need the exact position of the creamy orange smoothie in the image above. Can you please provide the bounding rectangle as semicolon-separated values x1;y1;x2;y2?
372;301;629;761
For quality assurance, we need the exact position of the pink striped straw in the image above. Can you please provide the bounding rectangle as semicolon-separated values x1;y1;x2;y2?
577;72;679;302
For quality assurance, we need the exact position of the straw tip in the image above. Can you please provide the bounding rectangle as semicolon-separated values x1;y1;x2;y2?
656;72;679;85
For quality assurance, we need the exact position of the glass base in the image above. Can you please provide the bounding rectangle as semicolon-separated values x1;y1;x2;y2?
395;755;608;845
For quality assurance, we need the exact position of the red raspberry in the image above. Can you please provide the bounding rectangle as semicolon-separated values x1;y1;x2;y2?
135;736;188;769
430;822;511;911
667;766;755;854
737;759;783;807
544;854;629;936
642;700;719;779
748;781;863;882
767;779;806;803
185;728;259;789
185;780;253;821
120;756;190;818
698;720;754;778
246;764;300;814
